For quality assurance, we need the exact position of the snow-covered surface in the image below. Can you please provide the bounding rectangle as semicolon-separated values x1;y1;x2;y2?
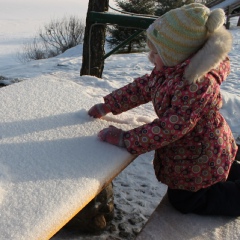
0;0;239;239
136;195;240;240
0;78;137;239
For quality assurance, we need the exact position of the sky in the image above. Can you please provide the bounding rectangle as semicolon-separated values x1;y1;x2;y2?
0;0;240;239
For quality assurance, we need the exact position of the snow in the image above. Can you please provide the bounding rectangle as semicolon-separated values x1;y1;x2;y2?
0;78;137;239
136;195;240;240
0;0;239;239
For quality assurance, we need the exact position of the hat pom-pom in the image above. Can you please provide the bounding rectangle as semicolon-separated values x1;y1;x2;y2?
206;8;225;33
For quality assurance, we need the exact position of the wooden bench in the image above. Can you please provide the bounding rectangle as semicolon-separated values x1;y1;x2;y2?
0;79;136;239
206;0;225;8
224;2;240;29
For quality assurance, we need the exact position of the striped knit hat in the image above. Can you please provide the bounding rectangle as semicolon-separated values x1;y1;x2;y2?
147;3;225;66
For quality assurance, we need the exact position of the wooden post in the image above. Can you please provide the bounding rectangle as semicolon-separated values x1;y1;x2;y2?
80;0;109;78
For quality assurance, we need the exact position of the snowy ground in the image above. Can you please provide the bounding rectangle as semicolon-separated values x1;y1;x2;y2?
0;1;240;239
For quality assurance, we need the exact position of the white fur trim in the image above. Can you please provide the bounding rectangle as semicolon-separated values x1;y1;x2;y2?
183;26;232;84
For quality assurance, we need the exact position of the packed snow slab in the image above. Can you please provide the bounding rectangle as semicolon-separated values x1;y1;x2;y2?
0;79;136;240
136;194;240;240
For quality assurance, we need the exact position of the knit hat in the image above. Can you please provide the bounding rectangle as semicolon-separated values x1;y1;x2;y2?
147;3;225;66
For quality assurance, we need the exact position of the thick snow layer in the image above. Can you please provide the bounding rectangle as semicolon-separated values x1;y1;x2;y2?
0;79;136;239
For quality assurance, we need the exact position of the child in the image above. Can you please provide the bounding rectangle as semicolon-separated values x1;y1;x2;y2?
88;3;239;216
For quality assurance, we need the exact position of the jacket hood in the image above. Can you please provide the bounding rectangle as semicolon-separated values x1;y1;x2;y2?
183;26;233;84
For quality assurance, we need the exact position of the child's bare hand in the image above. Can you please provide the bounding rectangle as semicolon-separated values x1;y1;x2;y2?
88;103;111;118
98;125;125;147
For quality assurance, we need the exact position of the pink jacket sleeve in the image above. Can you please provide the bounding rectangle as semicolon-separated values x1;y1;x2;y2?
103;74;152;115
123;78;219;155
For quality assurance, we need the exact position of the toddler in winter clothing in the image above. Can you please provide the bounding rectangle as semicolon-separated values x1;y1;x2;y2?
88;3;239;216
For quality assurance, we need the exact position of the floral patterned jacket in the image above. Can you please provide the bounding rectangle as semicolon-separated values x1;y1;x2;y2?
104;58;238;192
